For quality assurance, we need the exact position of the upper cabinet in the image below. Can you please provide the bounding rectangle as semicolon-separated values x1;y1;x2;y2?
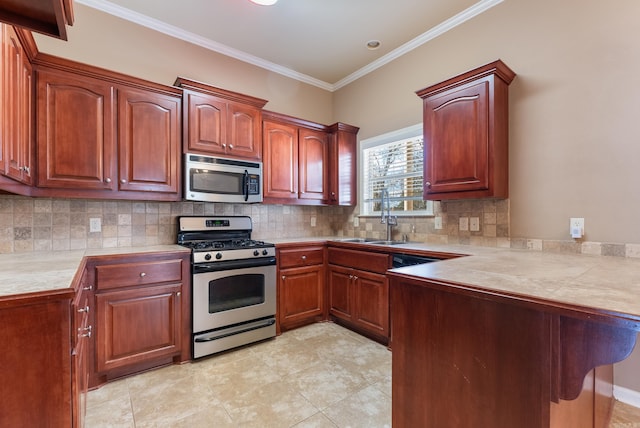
1;24;33;185
416;60;515;200
327;123;359;206
0;0;74;40
34;55;182;200
262;111;331;205
175;78;267;161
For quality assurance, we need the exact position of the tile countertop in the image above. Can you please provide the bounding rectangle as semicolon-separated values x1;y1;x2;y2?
388;243;640;323
0;245;189;298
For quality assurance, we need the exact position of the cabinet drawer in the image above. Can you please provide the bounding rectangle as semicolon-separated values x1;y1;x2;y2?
278;246;324;269
96;259;183;290
327;248;390;274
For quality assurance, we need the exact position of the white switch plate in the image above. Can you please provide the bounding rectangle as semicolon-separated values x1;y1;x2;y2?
353;216;359;227
434;216;443;230
89;217;102;233
459;217;469;231
470;217;480;232
570;217;584;238
310;216;317;227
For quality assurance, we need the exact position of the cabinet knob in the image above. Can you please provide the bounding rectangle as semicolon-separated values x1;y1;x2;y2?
78;305;90;313
281;275;286;280
353;276;358;281
222;143;227;149
301;255;307;261
177;291;181;297
140;272;146;277
425;181;432;188
23;166;30;174
229;144;234;149
121;179;127;184
105;178;112;183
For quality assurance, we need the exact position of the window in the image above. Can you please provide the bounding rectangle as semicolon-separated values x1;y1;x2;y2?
360;124;433;216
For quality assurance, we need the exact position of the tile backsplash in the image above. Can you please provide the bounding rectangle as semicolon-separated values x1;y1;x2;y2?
0;196;352;253
3;194;639;258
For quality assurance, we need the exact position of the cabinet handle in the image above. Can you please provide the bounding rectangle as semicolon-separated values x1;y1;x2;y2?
78;325;92;338
105;178;112;183
121;179;127;184
83;285;93;291
425;181;432;188
140;272;146;277
78;305;90;313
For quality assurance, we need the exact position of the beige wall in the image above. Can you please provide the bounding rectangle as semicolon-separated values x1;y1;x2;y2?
334;0;640;245
27;0;640;396
33;4;334;125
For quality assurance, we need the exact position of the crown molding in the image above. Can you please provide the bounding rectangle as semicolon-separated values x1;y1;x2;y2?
76;0;502;92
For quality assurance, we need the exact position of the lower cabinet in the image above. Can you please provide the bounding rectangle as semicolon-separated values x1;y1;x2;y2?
277;244;325;332
90;251;191;386
327;247;391;344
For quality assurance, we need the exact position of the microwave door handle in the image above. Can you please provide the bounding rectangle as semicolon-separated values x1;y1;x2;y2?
243;170;249;202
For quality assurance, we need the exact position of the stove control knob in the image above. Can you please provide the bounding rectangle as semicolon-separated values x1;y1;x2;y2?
215;252;223;260
204;253;212;261
253;250;260;256
262;249;268;256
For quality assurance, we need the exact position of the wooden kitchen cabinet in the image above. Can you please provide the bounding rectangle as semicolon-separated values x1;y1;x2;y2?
91;251;190;385
416;60;515;200
117;87;180;193
1;23;33;185
327;247;391;344
327;122;359;206
0;263;91;427
0;0;74;40
34;55;182;200
263;111;330;204
175;77;267;160
277;244;326;332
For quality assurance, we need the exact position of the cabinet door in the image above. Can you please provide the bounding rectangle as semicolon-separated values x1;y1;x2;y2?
228;102;261;159
279;264;324;330
184;90;227;155
36;68;116;190
117;87;180;194
263;120;298;199
298;128;328;202
95;283;182;373
328;125;358;206
353;270;389;337
424;80;489;197
3;25;33;184
328;264;353;322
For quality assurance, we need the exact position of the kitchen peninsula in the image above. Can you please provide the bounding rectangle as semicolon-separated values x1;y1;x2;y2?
387;246;640;428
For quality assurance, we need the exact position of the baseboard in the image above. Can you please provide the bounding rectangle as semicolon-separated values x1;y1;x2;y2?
614;385;640;408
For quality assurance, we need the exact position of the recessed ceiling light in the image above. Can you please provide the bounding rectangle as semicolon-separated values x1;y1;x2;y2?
366;40;381;50
250;0;278;5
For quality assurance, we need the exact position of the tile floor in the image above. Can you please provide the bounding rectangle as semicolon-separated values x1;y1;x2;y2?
87;322;639;427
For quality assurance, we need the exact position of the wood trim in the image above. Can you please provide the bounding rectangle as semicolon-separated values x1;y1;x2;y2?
174;77;267;108
262;110;328;131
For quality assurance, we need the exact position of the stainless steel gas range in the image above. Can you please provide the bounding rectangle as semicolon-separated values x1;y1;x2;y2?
177;216;276;359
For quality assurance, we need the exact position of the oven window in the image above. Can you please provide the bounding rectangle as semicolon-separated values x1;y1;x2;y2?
208;274;265;313
191;169;243;195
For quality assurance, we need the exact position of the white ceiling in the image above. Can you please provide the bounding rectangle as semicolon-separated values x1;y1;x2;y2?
75;0;502;91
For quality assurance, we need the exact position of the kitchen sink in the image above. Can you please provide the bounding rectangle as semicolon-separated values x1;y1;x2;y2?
333;238;406;245
367;240;407;245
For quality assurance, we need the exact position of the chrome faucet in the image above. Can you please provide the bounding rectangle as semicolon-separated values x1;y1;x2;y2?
380;188;397;241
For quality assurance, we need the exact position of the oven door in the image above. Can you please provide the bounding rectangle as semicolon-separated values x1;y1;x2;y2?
192;261;276;333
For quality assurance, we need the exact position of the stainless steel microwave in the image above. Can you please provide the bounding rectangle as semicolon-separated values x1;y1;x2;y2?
184;153;263;203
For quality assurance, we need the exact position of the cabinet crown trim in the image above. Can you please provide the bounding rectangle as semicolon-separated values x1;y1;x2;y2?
174;77;267;108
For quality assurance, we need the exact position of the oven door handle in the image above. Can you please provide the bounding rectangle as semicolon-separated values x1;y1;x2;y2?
194;318;276;342
193;256;276;273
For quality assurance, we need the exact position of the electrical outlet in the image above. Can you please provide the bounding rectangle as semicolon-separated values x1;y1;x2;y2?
570;217;584;238
470;217;480;232
459;217;469;231
89;217;102;233
434;216;443;230
310;216;317;227
353;216;359;227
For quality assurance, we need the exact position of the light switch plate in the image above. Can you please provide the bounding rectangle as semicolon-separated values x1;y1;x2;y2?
89;217;101;233
310;216;317;227
434;216;443;230
459;217;469;231
470;217;480;232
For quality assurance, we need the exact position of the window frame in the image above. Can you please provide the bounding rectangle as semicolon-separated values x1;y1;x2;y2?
358;123;433;217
